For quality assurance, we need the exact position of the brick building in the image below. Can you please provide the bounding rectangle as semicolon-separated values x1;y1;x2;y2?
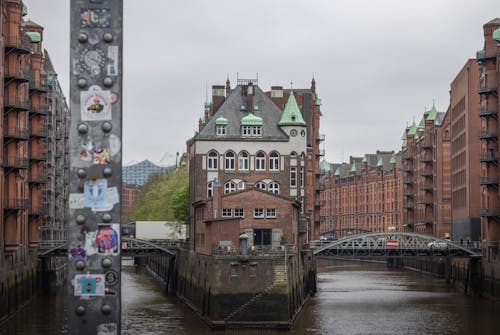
187;77;322;254
319;151;403;236
477;19;500;256
1;0;69;320
450;59;481;242
121;183;141;222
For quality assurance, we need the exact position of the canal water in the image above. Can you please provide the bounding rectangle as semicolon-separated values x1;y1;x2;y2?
1;259;499;334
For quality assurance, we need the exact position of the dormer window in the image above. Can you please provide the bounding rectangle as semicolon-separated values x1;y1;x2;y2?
240;113;263;137
216;125;226;136
215;116;228;136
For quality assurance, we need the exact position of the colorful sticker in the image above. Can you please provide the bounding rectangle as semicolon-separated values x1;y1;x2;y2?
69;244;87;260
110;92;118;104
84;179;108;210
81;86;112;121
74;274;105;296
107;46;118;76
89;34;100;47
80;8;111;28
97;323;117;335
79;48;106;76
93;147;111;164
80;139;93;162
96;224;120;255
69;193;85;209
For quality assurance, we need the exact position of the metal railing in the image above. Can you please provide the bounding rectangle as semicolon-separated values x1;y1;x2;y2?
4;127;29;139
4;64;31;81
480;176;499;185
211;244;296;256
4;198;28;210
5;35;31;52
4;97;30;110
479;107;498;118
4;156;30;168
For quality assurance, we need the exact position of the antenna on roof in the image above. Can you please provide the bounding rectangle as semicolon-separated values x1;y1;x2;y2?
205;81;208;101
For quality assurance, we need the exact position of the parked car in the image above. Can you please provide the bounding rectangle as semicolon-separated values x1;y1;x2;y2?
427;238;451;250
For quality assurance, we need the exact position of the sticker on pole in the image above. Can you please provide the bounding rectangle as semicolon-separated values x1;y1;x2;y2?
386;239;399;249
74;274;105;296
81;85;112;121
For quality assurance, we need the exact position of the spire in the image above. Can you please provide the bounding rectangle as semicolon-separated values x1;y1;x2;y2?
376;157;383;167
311;75;316;93
350;163;357;174
226;76;231;95
279;90;307;126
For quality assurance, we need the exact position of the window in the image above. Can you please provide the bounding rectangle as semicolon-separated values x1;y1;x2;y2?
237;181;246;190
208;151;218;170
254;208;264;218
224;181;236;194
300;153;305;166
266;208;276;218
242;125;251;136
290;167;297;187
239;151;249;171
222;208;232;217
268;182;280;194
207;182;213;198
256;151;266;171
269;151;279;171
216;125;226;136
255;181;267;190
234;208;244;217
225;151;235;171
300;169;304;188
252;126;262;136
241;125;261;136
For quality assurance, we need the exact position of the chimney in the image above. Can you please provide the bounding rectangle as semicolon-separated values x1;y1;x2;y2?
270;86;283;106
212;179;222;219
246;82;254;109
212;85;226;114
226;77;231;96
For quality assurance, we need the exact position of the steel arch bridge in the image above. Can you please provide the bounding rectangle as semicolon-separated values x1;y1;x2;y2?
38;237;178;258
312;232;481;258
320;228;372;239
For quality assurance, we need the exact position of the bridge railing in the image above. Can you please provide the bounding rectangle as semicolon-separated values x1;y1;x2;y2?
211;244;296;256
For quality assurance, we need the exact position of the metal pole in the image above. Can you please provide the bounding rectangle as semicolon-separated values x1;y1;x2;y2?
68;1;123;333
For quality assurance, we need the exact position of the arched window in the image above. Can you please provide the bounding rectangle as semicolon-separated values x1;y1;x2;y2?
224;181;236;194
255;181;267;190
256;151;266;171
268;182;280;194
269;151;279;171
239;151;249;171
225;151;235;171
208;151;218;170
207;181;213;198
237;181;246;190
300;152;305;166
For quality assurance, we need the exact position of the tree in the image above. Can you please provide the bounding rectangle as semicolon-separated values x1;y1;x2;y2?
170;180;189;224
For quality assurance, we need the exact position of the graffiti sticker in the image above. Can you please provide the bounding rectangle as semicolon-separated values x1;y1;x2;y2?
74;274;105;296
84;179;108;210
81;86;112;121
69;244;87;261
80;138;94;162
107;46;119;76
96;224;120;255
93;147;111;164
69;193;85;209
80;8;111;28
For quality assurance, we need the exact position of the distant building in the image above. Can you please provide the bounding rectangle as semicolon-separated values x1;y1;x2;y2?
320;151;403;236
121;184;141;221
123;159;170;186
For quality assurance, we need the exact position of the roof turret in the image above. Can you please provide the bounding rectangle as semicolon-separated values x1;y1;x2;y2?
390;155;397;165
427;104;438;122
334;167;340;176
279;91;307;126
377;157;383;167
408;121;417;136
350;163;357;173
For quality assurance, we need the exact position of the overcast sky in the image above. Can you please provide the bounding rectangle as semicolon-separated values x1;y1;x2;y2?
22;0;500;166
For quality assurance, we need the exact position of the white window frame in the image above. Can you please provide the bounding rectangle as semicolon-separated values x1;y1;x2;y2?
234;208;244;217
254;208;264;218
222;208;232;217
266;208;276;218
208;151;218;170
216;125;226;136
300;169;304;188
225;151;235;171
268;182;280;194
224;181;236;194
256;151;266;171
207;181;213;198
290;167;297;187
256;181;267;191
269;151;279;171
239;151;249;171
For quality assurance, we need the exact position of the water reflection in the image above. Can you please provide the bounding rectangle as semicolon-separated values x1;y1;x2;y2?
1;260;499;335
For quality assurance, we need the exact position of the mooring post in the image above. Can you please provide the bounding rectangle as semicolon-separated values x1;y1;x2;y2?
68;1;123;333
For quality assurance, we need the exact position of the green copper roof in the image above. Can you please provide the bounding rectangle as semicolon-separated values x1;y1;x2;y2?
215;116;228;125
334;167;340;176
241;113;263;126
401;130;407;140
26;31;41;43
402;138;407;148
22;4;27;16
418;116;425;129
279;91;307;126
204;99;210;110
426;104;438;121
315;97;322;106
408;121;417;136
377;157;383;167
361;155;367;163
493;28;500;42
350;163;357;173
390;155;397;164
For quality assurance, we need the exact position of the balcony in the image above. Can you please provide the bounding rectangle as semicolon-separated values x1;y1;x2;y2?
403;203;414;209
30;126;48;137
402;167;413;173
422;185;434;192
416;219;434;226
478;84;498;95
421;157;433;163
480;176;499;186
4;198;28;210
30;150;48;161
403;191;414;197
4;156;29;169
403;222;414;229
480;208;500;217
30;103;48;115
476;49;497;61
403;177;413;184
403;153;413;160
4;97;30;111
4;64;31;83
421;142;433;150
29;78;49;93
479;107;498;118
416;198;434;206
4;35;31;54
28;172;46;184
4;127;29;140
420;170;433;177
316;148;325;157
480;153;499;164
316;133;325;142
29;204;48;216
479;130;498;140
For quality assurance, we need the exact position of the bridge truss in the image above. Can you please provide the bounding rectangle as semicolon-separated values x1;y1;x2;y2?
312;232;481;258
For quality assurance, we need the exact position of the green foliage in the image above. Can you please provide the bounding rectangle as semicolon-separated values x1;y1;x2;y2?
128;166;189;223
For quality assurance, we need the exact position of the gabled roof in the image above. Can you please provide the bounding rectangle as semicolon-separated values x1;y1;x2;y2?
279;91;307;126
426;105;438;121
485;18;500;26
196;85;288;140
408;121;417;136
23;19;43;29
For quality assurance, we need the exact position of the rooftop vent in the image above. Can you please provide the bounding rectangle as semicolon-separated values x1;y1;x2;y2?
240;105;247;111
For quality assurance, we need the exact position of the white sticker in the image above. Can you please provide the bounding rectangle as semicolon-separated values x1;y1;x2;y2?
69;193;85;209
